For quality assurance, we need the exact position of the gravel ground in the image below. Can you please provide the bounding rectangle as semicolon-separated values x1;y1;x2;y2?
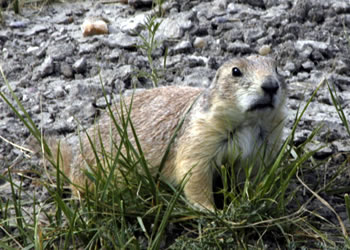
1;0;350;246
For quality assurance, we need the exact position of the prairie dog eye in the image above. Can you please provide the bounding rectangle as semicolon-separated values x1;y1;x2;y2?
232;67;242;77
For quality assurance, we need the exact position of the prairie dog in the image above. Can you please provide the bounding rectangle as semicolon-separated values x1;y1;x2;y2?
60;55;287;211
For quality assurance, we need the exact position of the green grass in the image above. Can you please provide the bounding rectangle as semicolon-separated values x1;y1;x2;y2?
1;63;350;249
137;14;168;88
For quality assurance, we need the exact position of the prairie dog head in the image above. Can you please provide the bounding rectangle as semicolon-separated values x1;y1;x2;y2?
211;56;286;115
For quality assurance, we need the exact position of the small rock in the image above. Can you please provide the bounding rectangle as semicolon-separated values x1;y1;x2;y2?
328;74;350;91
81;18;108;37
305;142;334;160
289;0;310;22
310;50;324;63
243;0;265;8
208;57;219;70
79;43;99;54
0;31;9;42
104;33;138;49
128;0;152;8
116;65;135;82
299;46;313;60
47;43;75;61
35;56;54;79
332;2;350;14
284;62;297;73
51;119;76;134
24;25;48;36
36;46;47;58
37;112;54;127
297;72;309;81
188;55;207;67
332;140;350;153
227;41;251;54
307;6;324;23
95;95;111;108
60;63;73;78
120;13;147;35
2;48;9;59
227;3;238;14
258;45;271;56
301;61;315;72
170;41;192;55
244;27;265;43
335;59;350;76
183;70;211;88
283;23;300;35
217;0;227;10
73;57;87;74
53;13;74;25
106;49;121;63
9;21;29;28
295;40;328;52
26;46;39;54
193;37;207;49
165;55;182;67
293;130;310;145
191;25;210;37
156;13;193;41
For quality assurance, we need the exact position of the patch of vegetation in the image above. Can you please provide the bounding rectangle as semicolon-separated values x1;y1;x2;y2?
0;0;64;15
137;14;167;88
152;0;166;17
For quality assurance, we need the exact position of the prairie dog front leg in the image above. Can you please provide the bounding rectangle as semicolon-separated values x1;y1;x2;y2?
177;158;215;211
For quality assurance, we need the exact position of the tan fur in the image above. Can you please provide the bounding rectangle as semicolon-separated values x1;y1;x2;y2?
56;55;287;211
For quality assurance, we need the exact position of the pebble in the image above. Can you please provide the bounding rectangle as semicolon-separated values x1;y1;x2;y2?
95;95;112;108
193;37;207;49
170;40;192;55
0;31;9;42
79;43;99;54
104;33;139;49
157;12;193;40
227;3;238;14
328;74;350;91
258;44;271;56
24;25;48;36
60;62;74;78
245;0;265;8
120;13;147;35
188;55;208;67
183;70;211;88
81;18;109;37
284;62;297;73
26;46;39;54
128;0;152;8
9;21;29;28
227;41;251;54
73;57;87;74
33;56;54;80
116;65;135;81
47;44;75;61
301;61;315;72
332;140;350;152
305;142;334;160
295;40;328;52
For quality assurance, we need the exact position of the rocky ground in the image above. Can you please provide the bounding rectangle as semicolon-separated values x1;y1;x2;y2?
1;0;350;246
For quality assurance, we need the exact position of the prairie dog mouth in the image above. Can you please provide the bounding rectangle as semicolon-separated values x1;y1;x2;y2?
247;97;274;111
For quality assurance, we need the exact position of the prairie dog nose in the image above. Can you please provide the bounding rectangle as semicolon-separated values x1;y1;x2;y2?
261;76;279;95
